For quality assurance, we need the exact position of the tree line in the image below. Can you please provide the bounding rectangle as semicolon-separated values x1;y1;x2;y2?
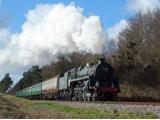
108;9;160;100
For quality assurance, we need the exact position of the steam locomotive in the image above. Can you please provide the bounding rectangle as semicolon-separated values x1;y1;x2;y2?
16;57;120;101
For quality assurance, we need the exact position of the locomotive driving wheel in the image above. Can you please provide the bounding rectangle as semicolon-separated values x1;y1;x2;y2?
82;92;91;101
77;92;83;101
91;92;97;101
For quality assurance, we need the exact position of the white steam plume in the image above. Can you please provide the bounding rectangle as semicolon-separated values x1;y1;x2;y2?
107;19;128;42
0;3;107;82
127;0;160;14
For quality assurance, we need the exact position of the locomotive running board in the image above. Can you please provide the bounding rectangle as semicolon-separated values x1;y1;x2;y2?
70;76;89;82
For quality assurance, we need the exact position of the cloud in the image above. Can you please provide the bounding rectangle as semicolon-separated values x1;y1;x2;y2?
107;19;128;41
127;0;160;13
0;28;11;48
0;3;107;82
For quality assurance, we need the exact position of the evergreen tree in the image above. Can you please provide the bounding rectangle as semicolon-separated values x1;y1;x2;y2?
0;73;13;93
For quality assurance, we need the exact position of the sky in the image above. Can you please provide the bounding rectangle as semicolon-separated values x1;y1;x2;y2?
0;0;128;32
0;0;160;84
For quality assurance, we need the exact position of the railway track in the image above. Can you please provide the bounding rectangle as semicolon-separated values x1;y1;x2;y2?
48;100;160;117
52;100;160;106
36;100;160;106
95;101;160;106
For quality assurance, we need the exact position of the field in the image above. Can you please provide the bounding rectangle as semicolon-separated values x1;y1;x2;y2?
0;95;158;119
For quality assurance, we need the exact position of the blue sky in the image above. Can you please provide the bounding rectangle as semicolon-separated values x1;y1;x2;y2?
0;0;129;32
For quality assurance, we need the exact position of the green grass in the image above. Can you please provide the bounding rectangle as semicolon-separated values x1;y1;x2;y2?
34;102;158;119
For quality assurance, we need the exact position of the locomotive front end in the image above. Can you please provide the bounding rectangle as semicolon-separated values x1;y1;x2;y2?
89;57;120;100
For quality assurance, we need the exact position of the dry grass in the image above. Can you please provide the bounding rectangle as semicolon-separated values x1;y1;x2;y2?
0;95;74;119
119;84;160;101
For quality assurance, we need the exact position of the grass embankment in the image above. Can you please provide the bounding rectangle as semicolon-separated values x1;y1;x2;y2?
0;95;158;119
0;95;72;118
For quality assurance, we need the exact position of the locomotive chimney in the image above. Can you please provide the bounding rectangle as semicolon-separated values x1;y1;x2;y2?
99;58;105;63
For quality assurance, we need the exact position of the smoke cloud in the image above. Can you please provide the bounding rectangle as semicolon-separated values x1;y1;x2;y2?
0;3;107;82
127;0;160;14
107;20;128;42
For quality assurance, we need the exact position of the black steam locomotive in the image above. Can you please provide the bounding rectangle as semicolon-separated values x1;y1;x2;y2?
58;57;120;101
